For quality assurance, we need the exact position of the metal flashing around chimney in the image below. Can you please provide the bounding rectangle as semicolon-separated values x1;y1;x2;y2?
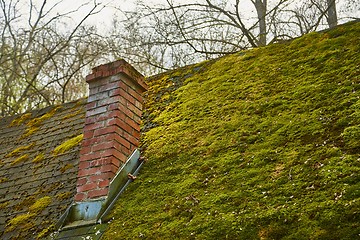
57;149;144;230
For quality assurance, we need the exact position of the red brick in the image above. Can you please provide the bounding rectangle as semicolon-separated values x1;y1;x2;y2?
88;157;120;168
88;188;109;199
76;177;88;186
125;117;141;132
132;130;140;139
82;130;94;139
122;90;137;105
119;104;135;119
100;149;127;162
108;118;133;135
83;121;105;132
121;76;146;92
82;137;104;147
80;152;102;162
91;141;114;153
87;75;109;86
108;88;121;97
97;95;126;108
128;88;144;102
86;101;97;109
78;161;90;169
112;134;131;149
123;131;139;146
98;81;121;92
93;125;117;137
86;106;107;117
78;167;101;177
132;114;141;124
127;102;142;117
135;100;143;110
121;146;131;156
80;146;92;155
100;164;119;173
89;172;115;182
108;109;126;120
98;179;111;188
77;182;97;192
74;192;86;202
87;92;109;103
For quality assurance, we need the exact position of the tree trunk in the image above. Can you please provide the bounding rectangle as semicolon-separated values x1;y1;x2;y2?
326;0;338;28
254;0;267;46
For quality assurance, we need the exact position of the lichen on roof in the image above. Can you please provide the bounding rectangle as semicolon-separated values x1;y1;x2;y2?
53;134;83;156
102;21;360;239
0;98;86;239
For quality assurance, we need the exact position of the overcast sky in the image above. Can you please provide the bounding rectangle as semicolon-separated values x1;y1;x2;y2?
24;0;360;31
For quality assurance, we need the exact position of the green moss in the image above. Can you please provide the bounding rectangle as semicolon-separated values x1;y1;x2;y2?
22;126;40;138
14;196;35;211
22;106;62;138
53;134;83;156
62;109;84;120
55;191;73;200
10;154;29;166
0;201;9;209
103;21;360;239
36;224;55;239
5;213;35;232
6;143;35;157
29;196;52;213
32;153;45;163
342;125;360;149
60;163;74;173
0;177;8;183
10;113;32;126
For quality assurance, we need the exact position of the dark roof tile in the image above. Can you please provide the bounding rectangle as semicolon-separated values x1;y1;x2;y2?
0;98;86;239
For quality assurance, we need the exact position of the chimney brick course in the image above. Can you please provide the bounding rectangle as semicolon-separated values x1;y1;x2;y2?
75;59;147;201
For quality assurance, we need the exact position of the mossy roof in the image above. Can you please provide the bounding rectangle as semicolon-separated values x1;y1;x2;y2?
102;21;360;239
0;99;86;239
0;20;359;240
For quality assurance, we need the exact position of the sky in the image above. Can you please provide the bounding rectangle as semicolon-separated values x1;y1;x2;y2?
21;0;360;32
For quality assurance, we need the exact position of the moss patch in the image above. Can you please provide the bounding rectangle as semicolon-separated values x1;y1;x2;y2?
36;224;55;239
62;109;84;120
10;154;29;166
9;113;32;127
0;201;9;209
29;196;52;213
22;106;62;138
32;153;45;163
0;177;8;183
60;163;74;173
6;143;35;158
103;21;360;239
6;195;52;235
5;213;35;233
55;191;73;201
52;134;83;156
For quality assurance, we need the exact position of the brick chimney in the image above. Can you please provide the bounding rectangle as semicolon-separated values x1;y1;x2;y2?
75;60;147;202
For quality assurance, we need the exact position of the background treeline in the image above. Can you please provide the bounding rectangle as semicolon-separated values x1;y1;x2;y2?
0;0;358;117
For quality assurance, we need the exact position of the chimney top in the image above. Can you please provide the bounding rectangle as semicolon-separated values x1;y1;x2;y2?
86;59;148;92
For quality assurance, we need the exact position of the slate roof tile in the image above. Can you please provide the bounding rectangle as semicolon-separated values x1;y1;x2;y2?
0;98;86;239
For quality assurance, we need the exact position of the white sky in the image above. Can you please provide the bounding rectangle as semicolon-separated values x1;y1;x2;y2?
23;0;360;31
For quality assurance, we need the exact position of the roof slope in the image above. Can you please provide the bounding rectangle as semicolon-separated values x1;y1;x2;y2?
0;99;85;239
102;21;360;239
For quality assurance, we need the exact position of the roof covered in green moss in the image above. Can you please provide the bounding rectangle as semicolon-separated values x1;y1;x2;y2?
0;99;86;239
0;20;359;239
102;21;360;239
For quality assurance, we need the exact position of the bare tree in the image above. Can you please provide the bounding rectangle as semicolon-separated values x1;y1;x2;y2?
0;0;108;117
107;0;291;74
326;0;338;27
